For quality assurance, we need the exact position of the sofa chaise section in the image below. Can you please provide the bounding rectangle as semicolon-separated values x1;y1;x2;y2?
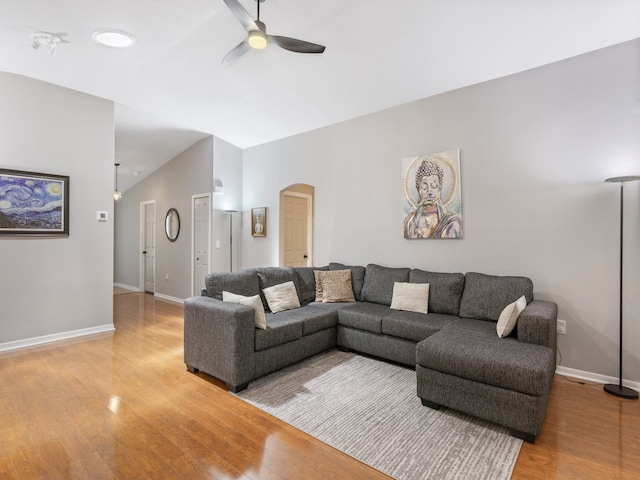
415;273;558;442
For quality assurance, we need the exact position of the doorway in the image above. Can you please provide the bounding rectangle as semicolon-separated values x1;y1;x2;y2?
192;193;211;296
140;200;156;293
280;184;314;267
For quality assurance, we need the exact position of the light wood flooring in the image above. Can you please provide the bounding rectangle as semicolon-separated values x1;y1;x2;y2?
0;292;638;479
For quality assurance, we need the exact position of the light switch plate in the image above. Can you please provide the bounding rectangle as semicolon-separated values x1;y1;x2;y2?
97;211;108;222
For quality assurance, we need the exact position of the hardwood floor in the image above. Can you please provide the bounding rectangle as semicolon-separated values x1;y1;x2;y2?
0;293;638;479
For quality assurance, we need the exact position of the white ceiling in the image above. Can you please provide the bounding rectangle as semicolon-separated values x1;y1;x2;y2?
1;0;640;191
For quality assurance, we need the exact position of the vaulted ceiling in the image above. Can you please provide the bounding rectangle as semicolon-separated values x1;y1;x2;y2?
2;0;639;190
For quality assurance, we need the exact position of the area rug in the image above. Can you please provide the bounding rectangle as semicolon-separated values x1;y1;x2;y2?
237;350;522;480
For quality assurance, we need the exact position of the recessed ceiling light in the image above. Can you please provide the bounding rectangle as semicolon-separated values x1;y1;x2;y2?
92;29;136;48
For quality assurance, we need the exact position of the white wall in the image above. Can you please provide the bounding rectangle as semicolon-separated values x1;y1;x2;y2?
212;137;243;273
114;137;214;300
242;39;640;383
0;73;115;346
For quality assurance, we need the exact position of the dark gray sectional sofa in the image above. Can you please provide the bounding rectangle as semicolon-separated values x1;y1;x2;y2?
183;262;557;443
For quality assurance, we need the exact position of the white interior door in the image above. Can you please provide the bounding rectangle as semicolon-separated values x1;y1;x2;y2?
193;194;211;296
283;195;308;267
143;202;155;293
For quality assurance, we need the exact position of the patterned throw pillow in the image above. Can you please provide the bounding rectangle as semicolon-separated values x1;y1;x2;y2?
313;270;325;302
319;269;356;303
262;281;301;313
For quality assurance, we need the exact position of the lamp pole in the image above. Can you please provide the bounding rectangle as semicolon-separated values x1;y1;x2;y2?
603;175;640;399
225;210;237;272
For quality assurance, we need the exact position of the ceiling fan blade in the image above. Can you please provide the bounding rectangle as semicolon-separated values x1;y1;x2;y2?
269;35;325;54
223;0;259;32
222;40;251;65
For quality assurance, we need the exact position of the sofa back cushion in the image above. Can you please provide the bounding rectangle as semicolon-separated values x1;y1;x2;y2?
409;269;465;315
459;272;534;322
295;266;328;305
205;269;260;300
329;263;365;301
256;267;300;311
361;263;411;306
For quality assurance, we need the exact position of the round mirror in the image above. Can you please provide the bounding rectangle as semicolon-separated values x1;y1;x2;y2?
165;208;180;242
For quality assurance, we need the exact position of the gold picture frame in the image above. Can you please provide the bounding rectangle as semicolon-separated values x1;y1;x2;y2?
251;207;266;237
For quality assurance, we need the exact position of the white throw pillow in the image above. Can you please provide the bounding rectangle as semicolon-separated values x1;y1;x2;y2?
222;291;267;329
496;295;527;338
262;281;301;313
390;282;429;314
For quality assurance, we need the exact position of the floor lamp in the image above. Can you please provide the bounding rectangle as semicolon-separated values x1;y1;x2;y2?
603;175;640;399
225;210;237;272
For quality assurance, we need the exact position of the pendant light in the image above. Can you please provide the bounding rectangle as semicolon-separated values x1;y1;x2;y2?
113;163;122;200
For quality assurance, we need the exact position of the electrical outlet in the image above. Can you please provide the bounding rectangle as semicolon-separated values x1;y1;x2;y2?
557;319;566;335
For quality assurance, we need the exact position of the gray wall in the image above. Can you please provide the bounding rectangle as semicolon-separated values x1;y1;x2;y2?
114;137;214;299
212;137;244;273
0;73;115;345
241;39;640;383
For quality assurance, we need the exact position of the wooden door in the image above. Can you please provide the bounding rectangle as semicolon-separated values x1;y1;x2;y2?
193;195;210;295
143;203;155;293
283;195;308;267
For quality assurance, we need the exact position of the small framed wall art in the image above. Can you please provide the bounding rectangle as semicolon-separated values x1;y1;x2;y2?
0;168;70;236
251;207;266;237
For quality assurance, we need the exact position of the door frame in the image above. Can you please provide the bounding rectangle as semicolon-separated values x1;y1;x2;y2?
191;192;212;297
279;189;313;267
139;200;156;293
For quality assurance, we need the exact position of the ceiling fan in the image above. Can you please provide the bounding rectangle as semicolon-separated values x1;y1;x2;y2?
222;0;326;65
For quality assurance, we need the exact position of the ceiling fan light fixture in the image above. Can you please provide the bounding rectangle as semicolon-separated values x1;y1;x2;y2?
92;29;136;48
248;30;267;50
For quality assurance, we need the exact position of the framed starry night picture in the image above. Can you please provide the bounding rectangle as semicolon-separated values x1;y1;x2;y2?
0;168;70;236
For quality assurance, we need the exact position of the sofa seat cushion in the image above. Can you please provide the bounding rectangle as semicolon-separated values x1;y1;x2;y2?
255;311;303;351
300;308;338;336
337;302;391;334
459;272;533;322
382;312;457;343
416;318;554;396
307;301;356;311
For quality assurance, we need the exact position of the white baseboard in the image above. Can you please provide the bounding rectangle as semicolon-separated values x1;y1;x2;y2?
154;293;184;304
556;365;640;391
0;324;115;353
114;283;141;292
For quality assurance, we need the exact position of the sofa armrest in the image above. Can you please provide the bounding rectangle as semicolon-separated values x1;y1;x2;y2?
184;296;256;390
517;300;557;352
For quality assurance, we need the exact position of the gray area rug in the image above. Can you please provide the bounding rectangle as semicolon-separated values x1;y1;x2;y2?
237;350;522;480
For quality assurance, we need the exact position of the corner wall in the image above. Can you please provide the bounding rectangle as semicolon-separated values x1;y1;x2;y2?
241;39;640;383
0;73;115;346
114;137;214;300
212;137;244;273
